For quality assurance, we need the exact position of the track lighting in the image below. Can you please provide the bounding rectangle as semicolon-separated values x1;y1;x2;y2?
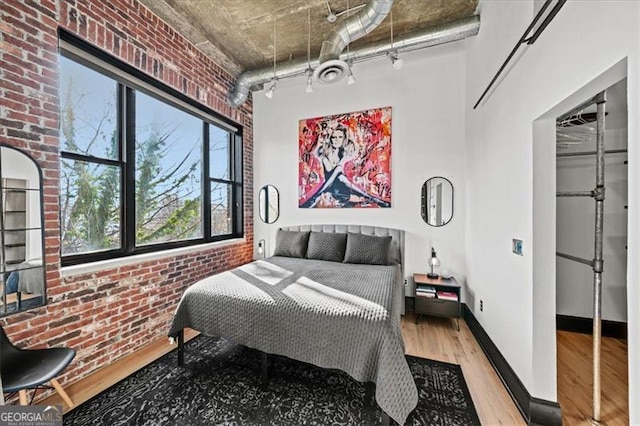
304;10;313;94
388;50;404;70
305;68;314;93
266;18;277;99
265;80;276;99
388;11;403;71
347;65;356;85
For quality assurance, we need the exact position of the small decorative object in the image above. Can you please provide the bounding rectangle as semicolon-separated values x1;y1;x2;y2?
427;247;441;279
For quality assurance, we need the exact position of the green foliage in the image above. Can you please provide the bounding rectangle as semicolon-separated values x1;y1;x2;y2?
60;83;202;255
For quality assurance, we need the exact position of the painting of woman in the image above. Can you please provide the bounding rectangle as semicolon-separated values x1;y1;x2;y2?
298;107;391;208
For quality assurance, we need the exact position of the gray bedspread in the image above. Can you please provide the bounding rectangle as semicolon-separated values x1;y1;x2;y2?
168;256;418;424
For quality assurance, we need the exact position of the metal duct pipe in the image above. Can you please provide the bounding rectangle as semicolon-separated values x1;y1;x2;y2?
314;0;393;84
319;0;393;64
227;15;480;108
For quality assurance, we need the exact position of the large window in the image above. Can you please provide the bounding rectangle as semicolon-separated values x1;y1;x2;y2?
59;35;243;265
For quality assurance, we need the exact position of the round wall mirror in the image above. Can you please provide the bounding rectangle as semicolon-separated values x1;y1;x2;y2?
421;177;453;227
258;185;279;224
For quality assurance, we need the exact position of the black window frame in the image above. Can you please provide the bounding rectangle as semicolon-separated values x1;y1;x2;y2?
59;30;243;267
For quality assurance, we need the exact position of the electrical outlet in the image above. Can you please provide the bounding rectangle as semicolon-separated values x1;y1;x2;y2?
480;300;483;312
404;278;408;286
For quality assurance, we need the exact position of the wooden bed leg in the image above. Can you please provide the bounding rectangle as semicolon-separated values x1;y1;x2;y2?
261;352;268;383
177;329;184;366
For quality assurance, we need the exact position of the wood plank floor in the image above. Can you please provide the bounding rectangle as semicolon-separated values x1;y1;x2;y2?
42;313;526;424
402;313;525;425
557;330;629;425
38;316;630;425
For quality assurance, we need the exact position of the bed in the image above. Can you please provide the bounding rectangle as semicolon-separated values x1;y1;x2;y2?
168;224;418;425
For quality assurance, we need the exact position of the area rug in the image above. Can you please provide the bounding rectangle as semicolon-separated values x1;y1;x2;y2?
64;336;480;425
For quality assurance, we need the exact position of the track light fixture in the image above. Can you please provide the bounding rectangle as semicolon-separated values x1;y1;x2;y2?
266;17;277;99
305;69;314;93
388;50;404;70
347;63;356;85
388;10;403;70
265;80;276;98
305;10;314;94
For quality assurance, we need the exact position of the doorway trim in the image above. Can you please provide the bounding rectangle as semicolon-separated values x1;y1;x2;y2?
532;57;628;410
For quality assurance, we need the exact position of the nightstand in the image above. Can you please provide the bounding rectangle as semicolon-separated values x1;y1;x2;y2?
413;274;461;330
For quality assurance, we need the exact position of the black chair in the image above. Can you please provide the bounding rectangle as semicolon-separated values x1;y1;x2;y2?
0;325;76;408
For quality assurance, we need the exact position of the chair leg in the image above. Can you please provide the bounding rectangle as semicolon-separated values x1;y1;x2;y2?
50;379;74;409
19;390;28;405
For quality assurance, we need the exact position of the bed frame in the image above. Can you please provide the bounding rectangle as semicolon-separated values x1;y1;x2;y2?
174;224;404;425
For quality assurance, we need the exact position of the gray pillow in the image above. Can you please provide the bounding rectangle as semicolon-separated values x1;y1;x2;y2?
306;232;347;262
343;233;392;265
273;230;310;258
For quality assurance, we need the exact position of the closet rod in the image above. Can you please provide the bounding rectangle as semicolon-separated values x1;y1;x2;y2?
473;0;567;109
557;91;606;122
557;148;626;158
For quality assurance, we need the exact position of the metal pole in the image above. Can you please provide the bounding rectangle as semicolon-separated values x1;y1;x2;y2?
556;251;593;267
557;191;593;197
592;94;606;423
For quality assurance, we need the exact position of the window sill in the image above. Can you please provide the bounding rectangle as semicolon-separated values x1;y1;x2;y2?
61;238;246;278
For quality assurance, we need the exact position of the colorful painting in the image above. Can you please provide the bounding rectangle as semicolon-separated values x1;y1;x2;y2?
298;107;392;208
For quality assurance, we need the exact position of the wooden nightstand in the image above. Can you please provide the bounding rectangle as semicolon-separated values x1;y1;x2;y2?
413;274;461;330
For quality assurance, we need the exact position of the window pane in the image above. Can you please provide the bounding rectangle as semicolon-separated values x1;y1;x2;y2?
135;92;203;245
60;158;121;254
209;126;230;180
211;182;232;236
59;56;119;160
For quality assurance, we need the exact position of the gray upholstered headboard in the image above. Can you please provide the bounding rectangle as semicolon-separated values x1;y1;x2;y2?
281;224;405;271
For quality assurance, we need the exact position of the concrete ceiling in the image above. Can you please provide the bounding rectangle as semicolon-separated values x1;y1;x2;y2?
139;0;479;76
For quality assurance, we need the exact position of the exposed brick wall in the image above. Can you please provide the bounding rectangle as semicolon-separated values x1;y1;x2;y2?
0;0;253;395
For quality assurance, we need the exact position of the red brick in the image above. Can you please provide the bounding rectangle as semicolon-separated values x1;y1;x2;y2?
0;0;254;394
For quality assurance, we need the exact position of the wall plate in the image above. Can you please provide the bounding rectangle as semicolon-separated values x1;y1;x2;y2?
512;238;523;256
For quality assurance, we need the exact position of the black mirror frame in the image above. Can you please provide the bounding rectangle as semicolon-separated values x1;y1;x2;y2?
0;144;47;317
258;184;279;224
421;176;454;227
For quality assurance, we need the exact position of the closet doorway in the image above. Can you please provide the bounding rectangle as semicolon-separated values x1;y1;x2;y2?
555;78;629;425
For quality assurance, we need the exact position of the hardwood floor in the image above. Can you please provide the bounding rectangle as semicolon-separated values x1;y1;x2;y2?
42;314;526;424
402;313;525;425
557;330;629;425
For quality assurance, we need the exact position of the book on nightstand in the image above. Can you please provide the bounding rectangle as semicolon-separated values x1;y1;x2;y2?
416;285;436;297
436;290;458;301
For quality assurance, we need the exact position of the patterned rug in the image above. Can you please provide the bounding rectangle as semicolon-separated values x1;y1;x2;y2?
64;336;480;425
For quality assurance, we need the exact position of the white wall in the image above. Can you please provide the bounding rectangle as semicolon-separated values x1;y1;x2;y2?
253;42;467;298
466;0;638;421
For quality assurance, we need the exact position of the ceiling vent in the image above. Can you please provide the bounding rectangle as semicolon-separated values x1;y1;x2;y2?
313;0;393;84
313;59;350;84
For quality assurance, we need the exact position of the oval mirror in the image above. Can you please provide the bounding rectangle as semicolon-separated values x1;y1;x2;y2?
0;145;46;316
421;177;453;227
259;185;279;224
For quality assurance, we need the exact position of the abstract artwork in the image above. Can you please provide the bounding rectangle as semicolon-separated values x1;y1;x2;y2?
298;106;392;208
